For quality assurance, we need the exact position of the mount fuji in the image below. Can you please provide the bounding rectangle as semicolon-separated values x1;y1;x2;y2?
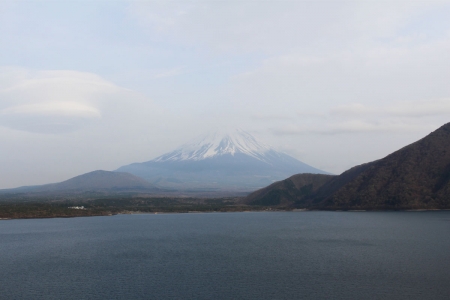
116;129;329;191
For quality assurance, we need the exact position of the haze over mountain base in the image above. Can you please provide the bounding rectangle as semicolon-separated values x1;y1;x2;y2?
3;124;450;211
116;129;328;190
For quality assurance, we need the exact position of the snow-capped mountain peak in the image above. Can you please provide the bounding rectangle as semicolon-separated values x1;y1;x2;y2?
117;128;328;190
154;129;273;162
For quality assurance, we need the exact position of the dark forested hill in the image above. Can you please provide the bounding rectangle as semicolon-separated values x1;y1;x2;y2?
247;123;450;210
246;173;334;206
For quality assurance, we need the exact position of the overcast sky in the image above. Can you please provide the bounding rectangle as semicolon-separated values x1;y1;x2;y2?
1;0;450;188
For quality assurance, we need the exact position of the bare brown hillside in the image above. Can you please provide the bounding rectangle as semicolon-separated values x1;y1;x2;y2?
247;123;450;210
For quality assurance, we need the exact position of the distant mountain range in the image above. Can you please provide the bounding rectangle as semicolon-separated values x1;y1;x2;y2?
247;123;450;210
116;129;328;190
0;130;326;196
0;170;159;195
6;123;450;210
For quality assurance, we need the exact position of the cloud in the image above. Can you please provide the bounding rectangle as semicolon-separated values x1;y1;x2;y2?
128;1;444;54
330;103;381;117
388;99;450;117
331;99;450;118
0;68;125;134
0;67;167;188
225;17;450;128
268;98;450;136
1;101;101;117
251;113;294;121
0;102;101;134
271;121;422;136
129;1;349;53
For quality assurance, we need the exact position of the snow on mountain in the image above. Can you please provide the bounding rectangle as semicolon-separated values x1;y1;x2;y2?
154;129;273;163
116;129;329;191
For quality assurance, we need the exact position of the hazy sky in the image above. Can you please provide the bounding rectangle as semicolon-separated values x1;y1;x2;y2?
1;0;450;188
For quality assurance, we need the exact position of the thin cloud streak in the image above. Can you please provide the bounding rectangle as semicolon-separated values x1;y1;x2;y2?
271;122;426;136
269;99;450;136
331;100;450;118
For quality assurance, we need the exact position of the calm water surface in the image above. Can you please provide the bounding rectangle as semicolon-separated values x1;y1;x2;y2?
1;211;449;299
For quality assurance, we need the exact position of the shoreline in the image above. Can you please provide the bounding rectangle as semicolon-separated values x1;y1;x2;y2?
2;208;450;220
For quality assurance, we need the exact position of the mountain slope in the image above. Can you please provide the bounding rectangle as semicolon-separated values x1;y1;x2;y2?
246;173;335;206
246;123;450;209
117;129;328;190
319;123;450;209
1;170;158;194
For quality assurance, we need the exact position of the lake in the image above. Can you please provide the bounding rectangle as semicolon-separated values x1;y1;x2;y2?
1;211;449;299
